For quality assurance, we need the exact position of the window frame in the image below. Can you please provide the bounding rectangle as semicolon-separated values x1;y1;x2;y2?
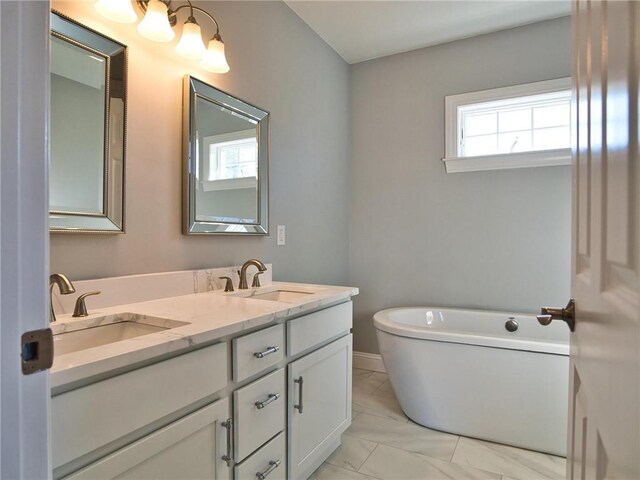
442;77;572;173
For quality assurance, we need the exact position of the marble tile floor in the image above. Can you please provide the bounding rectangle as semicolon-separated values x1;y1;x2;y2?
310;368;566;480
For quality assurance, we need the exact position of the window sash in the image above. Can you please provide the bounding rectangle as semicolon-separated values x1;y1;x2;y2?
459;92;571;157
443;77;572;173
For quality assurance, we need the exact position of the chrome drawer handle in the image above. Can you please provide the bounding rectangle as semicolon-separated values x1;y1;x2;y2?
256;459;281;480
221;418;233;467
294;376;304;413
255;393;280;410
254;346;279;359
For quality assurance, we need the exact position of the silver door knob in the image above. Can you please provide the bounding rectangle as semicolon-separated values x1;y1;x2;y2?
537;298;575;331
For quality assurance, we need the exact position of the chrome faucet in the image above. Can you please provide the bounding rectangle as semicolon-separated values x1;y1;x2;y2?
238;259;267;289
49;273;76;322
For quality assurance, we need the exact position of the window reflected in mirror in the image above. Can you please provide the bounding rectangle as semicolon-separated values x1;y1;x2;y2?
195;97;259;224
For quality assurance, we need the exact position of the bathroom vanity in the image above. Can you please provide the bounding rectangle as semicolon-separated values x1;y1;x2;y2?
49;271;357;480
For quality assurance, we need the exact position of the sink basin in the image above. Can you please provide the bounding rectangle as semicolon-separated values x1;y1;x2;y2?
53;315;188;356
249;290;314;302
227;285;325;303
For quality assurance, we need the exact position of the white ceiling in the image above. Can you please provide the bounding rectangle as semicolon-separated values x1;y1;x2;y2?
284;1;571;64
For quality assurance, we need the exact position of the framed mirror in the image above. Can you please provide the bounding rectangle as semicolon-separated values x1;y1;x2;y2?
183;76;269;235
49;11;126;233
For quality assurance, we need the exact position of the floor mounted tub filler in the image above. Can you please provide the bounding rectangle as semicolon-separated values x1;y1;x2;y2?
374;307;569;456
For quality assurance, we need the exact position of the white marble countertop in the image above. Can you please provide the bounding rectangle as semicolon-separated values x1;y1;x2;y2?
50;282;358;390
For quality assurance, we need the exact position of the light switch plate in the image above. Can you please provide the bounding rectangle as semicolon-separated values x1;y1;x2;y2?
277;225;285;246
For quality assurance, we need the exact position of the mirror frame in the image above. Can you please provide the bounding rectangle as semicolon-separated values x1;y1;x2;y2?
183;75;269;235
49;11;127;234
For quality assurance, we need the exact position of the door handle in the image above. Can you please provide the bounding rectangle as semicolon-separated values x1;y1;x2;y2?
537;298;575;332
254;346;279;358
256;459;281;480
294;376;304;413
255;393;280;410
221;418;233;467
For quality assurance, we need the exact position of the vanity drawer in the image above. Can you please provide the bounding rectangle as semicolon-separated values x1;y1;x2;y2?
52;342;228;470
233;324;284;382
287;301;352;356
235;432;286;480
234;368;285;461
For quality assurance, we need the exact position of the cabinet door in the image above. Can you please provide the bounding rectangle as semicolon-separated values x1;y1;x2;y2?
288;335;352;480
64;398;232;480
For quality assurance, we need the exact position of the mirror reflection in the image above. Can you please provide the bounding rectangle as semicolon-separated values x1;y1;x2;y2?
195;97;258;223
184;76;269;235
49;11;126;233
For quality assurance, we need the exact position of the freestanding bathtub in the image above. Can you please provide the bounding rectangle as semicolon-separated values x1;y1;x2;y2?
374;307;569;456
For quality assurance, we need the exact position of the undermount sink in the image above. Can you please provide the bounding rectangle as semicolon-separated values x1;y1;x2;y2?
227;285;324;303
53;314;188;356
249;290;314;302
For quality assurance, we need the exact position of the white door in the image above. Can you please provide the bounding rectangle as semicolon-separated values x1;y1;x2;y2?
0;1;52;479
567;1;639;478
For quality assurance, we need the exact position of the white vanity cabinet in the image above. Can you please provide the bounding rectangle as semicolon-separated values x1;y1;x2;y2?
53;298;354;480
288;335;352;480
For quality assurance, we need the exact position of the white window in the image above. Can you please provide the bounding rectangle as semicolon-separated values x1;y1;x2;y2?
201;129;258;191
443;78;572;173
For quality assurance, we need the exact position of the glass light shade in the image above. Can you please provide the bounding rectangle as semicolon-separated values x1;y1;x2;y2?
200;38;230;73
137;0;175;42
175;22;206;60
95;0;137;23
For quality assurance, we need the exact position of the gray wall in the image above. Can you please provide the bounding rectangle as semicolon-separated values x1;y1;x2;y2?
350;17;572;353
50;1;351;285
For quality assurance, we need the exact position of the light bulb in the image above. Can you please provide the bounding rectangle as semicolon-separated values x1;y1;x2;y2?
200;36;230;73
175;20;206;60
137;0;175;42
95;0;137;23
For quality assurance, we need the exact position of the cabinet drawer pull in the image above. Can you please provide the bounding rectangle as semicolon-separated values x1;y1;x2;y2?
221;418;233;467
256;459;281;480
254;346;280;359
294;376;304;413
255;393;280;410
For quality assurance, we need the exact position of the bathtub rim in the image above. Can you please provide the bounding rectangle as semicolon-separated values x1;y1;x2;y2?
373;306;569;356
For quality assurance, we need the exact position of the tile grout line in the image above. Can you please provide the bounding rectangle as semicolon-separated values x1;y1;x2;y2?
449;440;560;480
449;435;461;463
476;439;564;478
370;382;384;396
356;441;381;476
350;404;409;425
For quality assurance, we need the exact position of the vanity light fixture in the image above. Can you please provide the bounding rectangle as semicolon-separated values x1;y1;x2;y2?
174;16;206;59
136;0;174;42
95;0;138;23
95;0;230;73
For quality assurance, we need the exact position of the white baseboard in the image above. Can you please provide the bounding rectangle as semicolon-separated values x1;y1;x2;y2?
352;351;386;373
